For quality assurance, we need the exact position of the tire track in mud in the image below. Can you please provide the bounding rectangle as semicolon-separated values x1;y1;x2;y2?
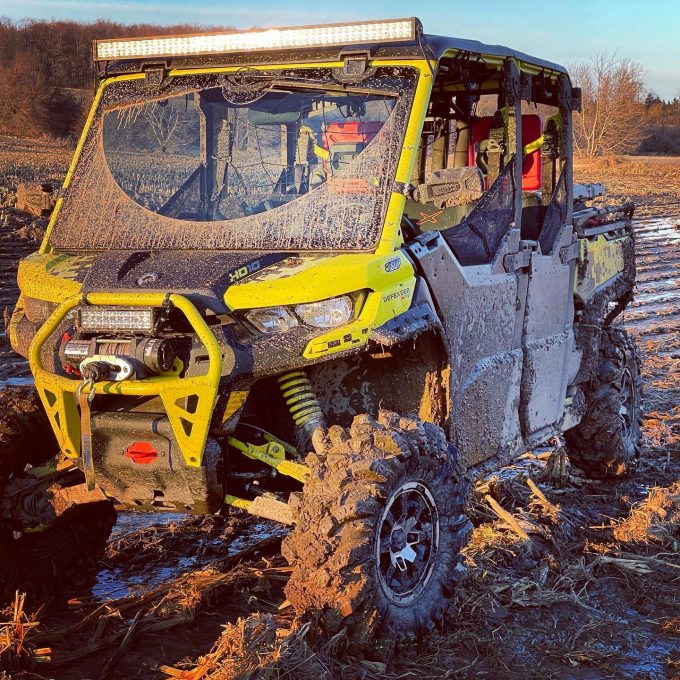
626;219;680;332
625;218;680;432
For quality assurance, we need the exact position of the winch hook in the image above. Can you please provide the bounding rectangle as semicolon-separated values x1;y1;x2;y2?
80;361;109;384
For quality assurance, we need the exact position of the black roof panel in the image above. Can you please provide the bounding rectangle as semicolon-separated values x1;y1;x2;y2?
423;33;568;75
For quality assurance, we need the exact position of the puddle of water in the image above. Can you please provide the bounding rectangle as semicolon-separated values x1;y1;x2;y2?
636;218;680;244
110;509;185;539
621;637;678;676
94;557;199;599
634;289;680;305
93;511;282;600
0;375;34;388
93;511;194;599
226;520;284;556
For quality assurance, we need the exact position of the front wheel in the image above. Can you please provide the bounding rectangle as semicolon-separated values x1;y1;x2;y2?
0;387;116;604
282;411;472;643
566;326;643;479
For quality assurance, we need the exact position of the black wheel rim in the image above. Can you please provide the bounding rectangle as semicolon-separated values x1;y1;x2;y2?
376;481;440;605
619;366;637;444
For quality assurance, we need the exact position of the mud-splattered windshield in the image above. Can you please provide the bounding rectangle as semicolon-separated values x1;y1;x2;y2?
49;67;416;252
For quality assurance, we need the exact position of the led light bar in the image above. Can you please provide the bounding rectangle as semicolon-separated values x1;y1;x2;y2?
94;18;419;61
78;306;156;333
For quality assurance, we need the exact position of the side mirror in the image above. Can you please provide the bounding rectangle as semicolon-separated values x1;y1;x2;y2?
413;167;484;209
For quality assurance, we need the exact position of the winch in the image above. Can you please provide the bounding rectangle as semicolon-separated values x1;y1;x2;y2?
61;336;175;379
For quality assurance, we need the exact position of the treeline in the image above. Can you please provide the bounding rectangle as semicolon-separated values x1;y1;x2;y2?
640;93;680;155
0;19;233;138
0;19;679;155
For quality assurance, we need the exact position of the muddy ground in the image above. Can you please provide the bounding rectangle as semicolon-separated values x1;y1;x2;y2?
0;146;679;679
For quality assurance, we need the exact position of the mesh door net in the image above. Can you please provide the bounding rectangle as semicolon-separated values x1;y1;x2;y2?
442;159;516;266
537;164;568;255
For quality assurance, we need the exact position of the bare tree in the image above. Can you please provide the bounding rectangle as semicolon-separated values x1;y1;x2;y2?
0;54;49;136
140;101;195;153
143;104;182;153
571;52;646;157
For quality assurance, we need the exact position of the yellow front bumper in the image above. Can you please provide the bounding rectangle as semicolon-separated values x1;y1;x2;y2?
28;292;223;467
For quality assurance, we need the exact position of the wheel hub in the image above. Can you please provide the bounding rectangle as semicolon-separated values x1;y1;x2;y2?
376;481;439;605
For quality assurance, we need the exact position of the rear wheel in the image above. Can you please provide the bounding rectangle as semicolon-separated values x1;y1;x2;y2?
282;411;471;643
566;326;643;479
0;386;116;604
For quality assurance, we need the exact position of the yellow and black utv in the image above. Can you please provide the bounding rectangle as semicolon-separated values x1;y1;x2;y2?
3;17;640;639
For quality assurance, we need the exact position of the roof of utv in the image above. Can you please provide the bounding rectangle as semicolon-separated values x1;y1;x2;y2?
422;34;568;75
93;17;569;78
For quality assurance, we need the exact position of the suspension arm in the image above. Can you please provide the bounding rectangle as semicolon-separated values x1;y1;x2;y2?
228;436;310;483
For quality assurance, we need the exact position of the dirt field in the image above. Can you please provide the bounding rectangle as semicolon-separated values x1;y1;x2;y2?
0;147;679;679
0;135;71;385
574;156;680;218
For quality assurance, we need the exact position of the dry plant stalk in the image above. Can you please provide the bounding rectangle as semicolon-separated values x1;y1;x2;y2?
0;592;50;667
526;477;560;520
484;495;530;540
613;482;680;545
161;615;317;680
594;555;654;575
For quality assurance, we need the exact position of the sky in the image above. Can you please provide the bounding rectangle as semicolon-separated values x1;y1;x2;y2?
1;0;678;99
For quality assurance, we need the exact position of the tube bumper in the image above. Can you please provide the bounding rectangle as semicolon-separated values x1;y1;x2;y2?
28;291;223;467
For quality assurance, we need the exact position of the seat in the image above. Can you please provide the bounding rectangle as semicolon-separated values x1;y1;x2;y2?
469;114;543;191
321;121;383;173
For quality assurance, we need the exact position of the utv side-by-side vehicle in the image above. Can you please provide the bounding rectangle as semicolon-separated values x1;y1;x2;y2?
3;17;641;638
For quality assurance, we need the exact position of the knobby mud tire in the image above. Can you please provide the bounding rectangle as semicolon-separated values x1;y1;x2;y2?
566;326;643;479
282;411;471;644
0;386;116;604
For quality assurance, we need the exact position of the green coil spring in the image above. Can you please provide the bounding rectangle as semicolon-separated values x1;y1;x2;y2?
277;370;325;428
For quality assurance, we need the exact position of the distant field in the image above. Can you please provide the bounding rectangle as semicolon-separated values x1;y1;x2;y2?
0;135;71;188
575;155;680;217
2;135;678;218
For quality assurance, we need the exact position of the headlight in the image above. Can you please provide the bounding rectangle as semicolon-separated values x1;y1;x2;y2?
295;295;354;328
245;306;299;334
78;306;156;333
244;295;356;335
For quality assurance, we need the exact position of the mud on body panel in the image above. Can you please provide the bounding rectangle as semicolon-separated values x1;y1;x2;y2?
573;225;636;385
405;231;525;468
519;224;581;438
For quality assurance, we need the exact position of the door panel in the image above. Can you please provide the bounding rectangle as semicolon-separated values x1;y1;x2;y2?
408;229;525;467
520;225;581;437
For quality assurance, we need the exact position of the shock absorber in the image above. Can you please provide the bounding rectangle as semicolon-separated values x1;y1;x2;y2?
277;370;326;453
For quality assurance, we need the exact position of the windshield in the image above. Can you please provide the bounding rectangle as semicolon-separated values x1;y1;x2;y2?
49;67;416;252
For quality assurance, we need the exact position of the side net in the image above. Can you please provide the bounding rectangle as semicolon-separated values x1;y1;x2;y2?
537;165;568;255
441;159;516;266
